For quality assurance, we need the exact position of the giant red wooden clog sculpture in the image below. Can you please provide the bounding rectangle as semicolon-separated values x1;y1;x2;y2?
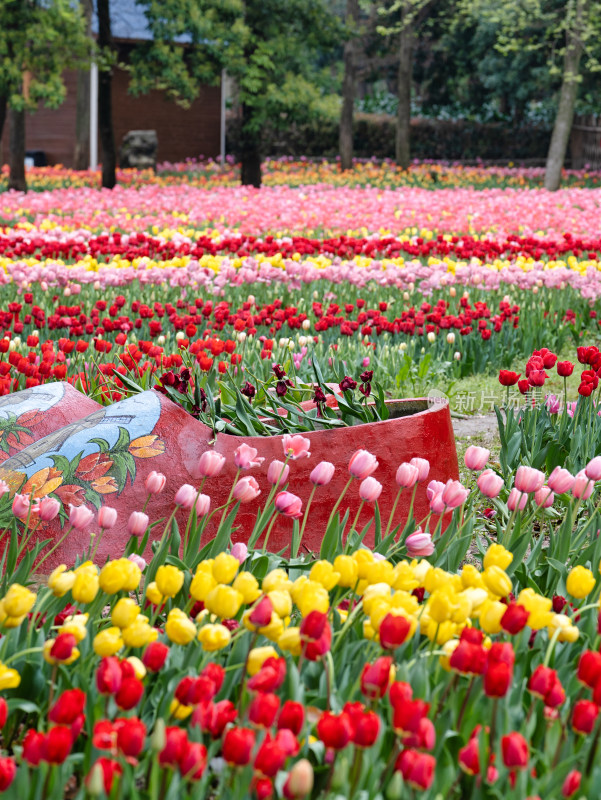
0;384;459;570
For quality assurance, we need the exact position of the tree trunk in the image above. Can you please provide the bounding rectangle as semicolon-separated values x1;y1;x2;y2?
396;3;413;169
97;0;116;189
0;96;7;144
544;0;588;190
8;107;26;192
339;0;360;171
240;103;261;187
74;0;93;170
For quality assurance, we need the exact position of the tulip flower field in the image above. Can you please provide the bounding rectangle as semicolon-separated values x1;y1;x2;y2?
0;160;600;798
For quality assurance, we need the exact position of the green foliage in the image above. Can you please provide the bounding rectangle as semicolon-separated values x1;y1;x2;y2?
0;0;89;109
132;0;342;133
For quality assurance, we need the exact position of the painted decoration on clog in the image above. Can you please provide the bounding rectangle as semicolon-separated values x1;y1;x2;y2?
0;391;164;511
0;383;101;466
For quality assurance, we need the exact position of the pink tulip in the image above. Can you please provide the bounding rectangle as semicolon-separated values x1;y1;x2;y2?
572;470;594;500
406;531;435;557
197;450;226;477
507;488;528;511
230;542;248;564
534;486;554;508
0;480;9;498
128;553;146;571
441;479;469;509
195;494;211;517
395;463;419;489
409;457;430;482
429;492;446;514
548;466;575;494
174;484;197;509
477;469;504;499
233;475;261;504
12;494;30;518
69;504;94;531
275;491;303;518
348;449;378;480
145;471;166;494
585;456;601;481
234;443;265;469
127;511;149;537
35;496;60;522
359;476;383;502
514;466;545;493
464;445;490;471
426;480;445;501
310;461;335;486
282;434;311;460
267;460;290;486
98;506;118;529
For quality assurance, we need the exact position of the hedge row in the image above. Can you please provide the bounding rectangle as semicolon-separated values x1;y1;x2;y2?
227;113;552;162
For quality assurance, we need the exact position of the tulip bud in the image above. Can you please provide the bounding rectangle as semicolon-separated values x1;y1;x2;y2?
283;759;314;799
86;762;105;797
331;755;349;789
150;718;166;752
98;506;118;529
145;471;166;494
174;483;196;509
127;511;149;537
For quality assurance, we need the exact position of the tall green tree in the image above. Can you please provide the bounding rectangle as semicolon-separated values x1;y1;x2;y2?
460;0;601;189
0;0;89;191
133;0;339;187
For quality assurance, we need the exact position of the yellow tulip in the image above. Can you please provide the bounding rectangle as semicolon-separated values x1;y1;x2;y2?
190;571;217;602
333;555;358;588
93;627;124;657
212;553;239;584
122;616;157;648
2;584;35;618
295;580;330;617
278;626;302;656
155;565;184;598
48;565;76;597
262;569;291;593
112;598;140;629
197;623;231;651
99;559;130;594
482;567;513;598
145;582;164;606
232;571;261;604
566;566;596;599
309;561;340;591
205;585;244;619
72;562;99;604
165;609;196;645
479;600;506;634
0;662;20;689
483;543;513;571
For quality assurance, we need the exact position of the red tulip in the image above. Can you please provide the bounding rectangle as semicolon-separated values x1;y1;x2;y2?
115;677;144;710
379;613;411;650
159;727;188;767
577;650;601;688
142;641;169;672
498;370;520;386
501;603;530;635
22;729;45;766
572;700;598;735
115;717;146;758
562;770;581;798
49;689;86;725
277;701;305;735
392;699;430;735
395;749;435;790
254;733;290;777
96;656;123;695
50;633;77;662
248;693;281;728
0;757;16;791
316;711;353;750
223;727;255;765
449;640;486;675
248;596;274;628
483;661;512;697
247;657;287;692
557;361;574;377
0;698;7;729
389;681;413;708
42;725;73;764
299;610;328;641
179;742;208;780
360;656;392;699
458;737;480;775
501;732;529;769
